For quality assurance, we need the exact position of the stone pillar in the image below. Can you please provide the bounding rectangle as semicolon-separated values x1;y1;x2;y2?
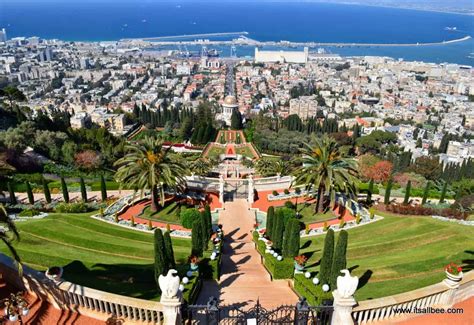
331;291;357;325
219;175;225;203
441;272;463;307
248;175;254;204
161;297;182;325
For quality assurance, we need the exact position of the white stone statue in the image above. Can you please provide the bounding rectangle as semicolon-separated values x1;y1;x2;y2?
336;269;358;299
159;269;180;299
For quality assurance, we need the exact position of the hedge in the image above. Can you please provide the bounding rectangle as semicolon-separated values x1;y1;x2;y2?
253;231;294;279
182;272;202;304
293;274;332;305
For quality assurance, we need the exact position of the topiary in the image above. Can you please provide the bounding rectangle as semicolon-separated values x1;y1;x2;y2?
319;229;335;285
339;218;346;229
148;219;153;230
284;200;295;209
131;216;135;227
295;187;301;195
330;230;348;289
323;222;329;232
180;208;201;229
272;190;279;196
355;214;361;224
284;189;290;195
266;206;275;240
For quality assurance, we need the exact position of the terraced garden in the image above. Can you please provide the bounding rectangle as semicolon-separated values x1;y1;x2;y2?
300;211;474;300
1;213;191;301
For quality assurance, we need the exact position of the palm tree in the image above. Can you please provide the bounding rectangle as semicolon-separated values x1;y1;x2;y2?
0;204;20;263
293;135;359;213
190;158;213;176
114;137;189;212
255;158;278;177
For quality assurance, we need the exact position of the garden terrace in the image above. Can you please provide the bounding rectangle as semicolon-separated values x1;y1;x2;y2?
299;210;474;300
0;212;193;301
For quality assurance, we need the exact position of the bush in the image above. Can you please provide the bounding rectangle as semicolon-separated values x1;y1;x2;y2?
284;189;290;195
18;209;40;217
264;255;294;279
452;194;474;212
386;204;468;220
293;274;332;305
278;207;297;226
55;202;88;213
180;208;201;229
272;190;279;196
319;229;334;285
284;200;295;209
295;187;301;194
181;272;201;304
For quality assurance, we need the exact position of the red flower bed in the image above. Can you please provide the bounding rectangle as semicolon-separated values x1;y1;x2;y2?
386;204;468;220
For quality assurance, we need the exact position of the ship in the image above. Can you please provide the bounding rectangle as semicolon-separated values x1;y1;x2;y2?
445;27;457;31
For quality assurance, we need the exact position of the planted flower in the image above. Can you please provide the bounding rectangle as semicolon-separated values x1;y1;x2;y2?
445;262;462;276
294;255;308;272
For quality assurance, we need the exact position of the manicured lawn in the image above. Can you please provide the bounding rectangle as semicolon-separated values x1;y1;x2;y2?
294;204;337;224
1;213;191;301
206;145;225;160
139;202;181;224
299;211;474;300
235;145;257;159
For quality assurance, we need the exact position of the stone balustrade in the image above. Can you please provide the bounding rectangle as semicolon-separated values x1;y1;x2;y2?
352;270;473;324
0;254;164;324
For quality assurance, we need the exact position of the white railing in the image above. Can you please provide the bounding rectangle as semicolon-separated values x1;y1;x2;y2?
0;254;164;324
352;270;474;324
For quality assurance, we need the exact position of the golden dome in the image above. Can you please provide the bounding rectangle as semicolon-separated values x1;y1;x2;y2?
223;95;237;105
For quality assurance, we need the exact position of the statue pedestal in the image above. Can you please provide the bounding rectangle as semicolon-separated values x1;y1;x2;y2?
331;290;357;325
161;297;182;325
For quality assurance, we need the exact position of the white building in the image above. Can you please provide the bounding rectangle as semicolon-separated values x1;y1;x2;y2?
216;95;239;126
255;47;308;64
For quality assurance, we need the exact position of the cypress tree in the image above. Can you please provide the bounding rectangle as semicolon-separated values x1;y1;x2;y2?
61;177;69;203
80;177;87;203
403;180;411;205
42;178;51;204
200;211;209;251
7;182;17;205
319;229;335;286
191;219;204;257
100;175;107;202
204;205;212;236
272;210;285;251
367;179;374;204
439;181;448;203
26;181;34;205
266;206;275;240
421;181;430;205
282;218;301;258
154;229;167;290
384;178;393;205
330;230;348;289
163;230;176;269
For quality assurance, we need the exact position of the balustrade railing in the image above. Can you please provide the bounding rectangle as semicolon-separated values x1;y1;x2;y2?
0;254;164;324
352;270;473;324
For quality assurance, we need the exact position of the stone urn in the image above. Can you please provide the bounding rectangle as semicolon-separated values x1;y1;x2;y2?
294;262;305;272
45;266;63;282
444;270;463;287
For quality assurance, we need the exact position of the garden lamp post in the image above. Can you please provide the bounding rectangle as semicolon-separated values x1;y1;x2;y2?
1;292;29;324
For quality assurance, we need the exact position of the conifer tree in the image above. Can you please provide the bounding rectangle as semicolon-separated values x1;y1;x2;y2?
26;181;34;205
60;177;69;203
200;211;209;251
282;218;301;258
154;229;167;291
100;175;107;202
384;178;393;205
191;219;204;257
272;210;285;251
403;180;411;205
266;206;275;240
163;230;176;269
421;181;430;205
7;182;16;205
319;229;335;286
367;179;374;204
80;177;87;203
330;230;348;289
204;205;213;236
439;181;448;203
42;178;51;204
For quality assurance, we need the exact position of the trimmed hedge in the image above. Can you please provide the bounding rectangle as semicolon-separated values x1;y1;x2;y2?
253;231;294;279
293;274;332;305
182;272;202;304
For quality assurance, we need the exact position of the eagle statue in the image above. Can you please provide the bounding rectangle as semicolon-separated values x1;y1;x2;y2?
336;269;358;298
159;269;180;299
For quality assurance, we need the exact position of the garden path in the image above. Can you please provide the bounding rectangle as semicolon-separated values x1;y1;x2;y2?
197;199;298;309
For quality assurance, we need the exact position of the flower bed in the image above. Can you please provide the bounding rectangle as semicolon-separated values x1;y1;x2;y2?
267;189;312;202
293;274;332;305
432;215;474;226
386;204;468;220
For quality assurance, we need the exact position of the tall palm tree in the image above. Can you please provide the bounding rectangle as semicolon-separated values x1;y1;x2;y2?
255;158;278;177
0;204;20;263
114;137;189;212
190;158;213;176
293;135;359;213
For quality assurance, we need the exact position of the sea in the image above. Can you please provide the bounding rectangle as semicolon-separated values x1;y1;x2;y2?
1;1;473;65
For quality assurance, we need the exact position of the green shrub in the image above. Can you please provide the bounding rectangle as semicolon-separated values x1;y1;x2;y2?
154;229;167;291
266;206;275;240
282;218;300;258
319;229;334;285
278;207;297;226
284;200;295;209
330;230;348;289
293;274;332;305
180;208;201;229
272;190;279;196
55;202;88;213
284;189;290;195
182;273;201;304
18;209;40;217
355;214;361;224
295;187;301;194
272;209;285;250
264;254;294;279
